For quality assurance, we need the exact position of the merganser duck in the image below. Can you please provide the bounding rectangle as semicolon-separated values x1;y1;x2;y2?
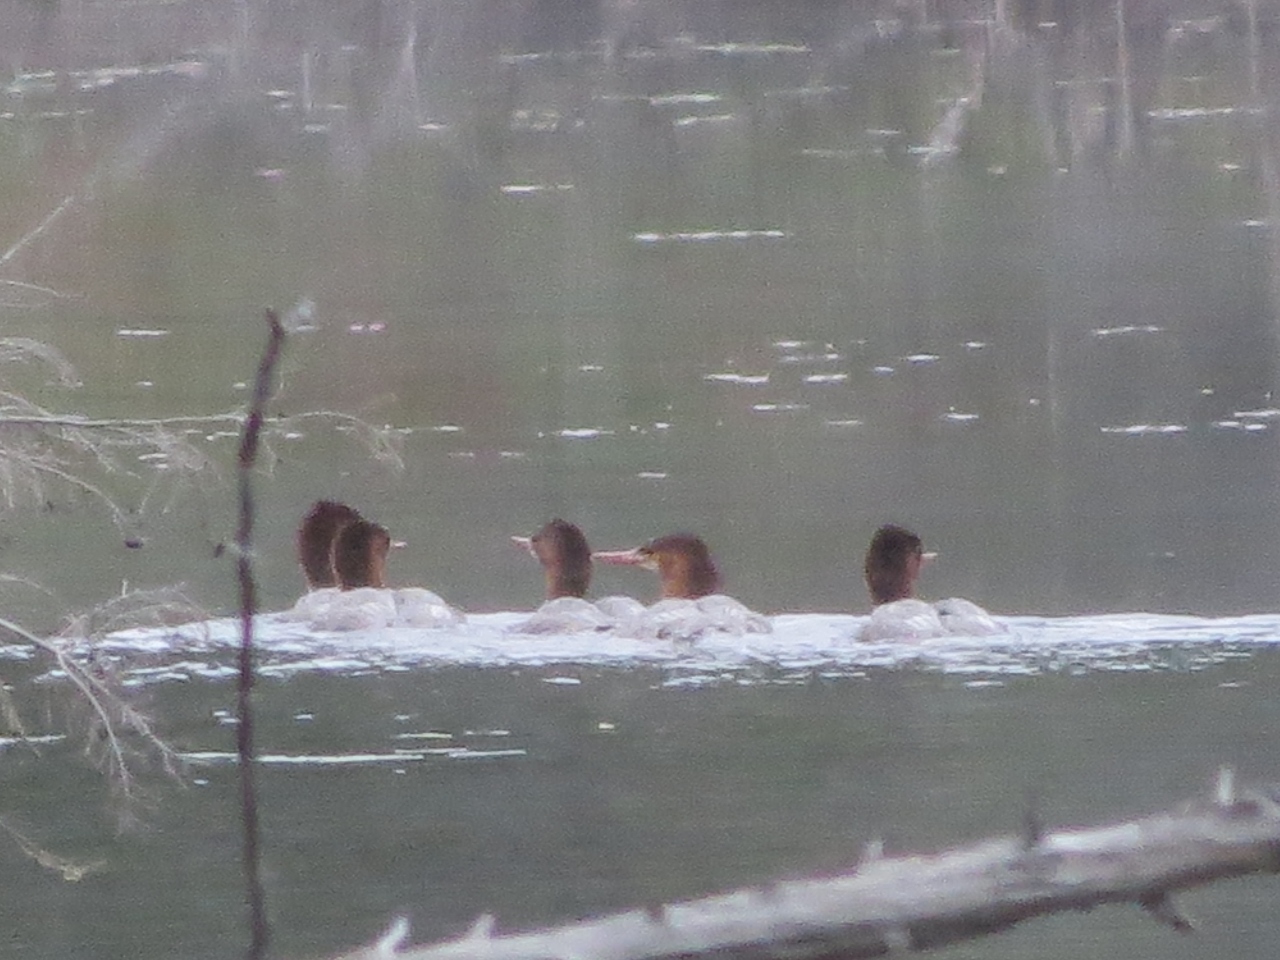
333;519;390;589
593;533;721;599
594;533;770;639
286;500;462;631
509;519;644;633
297;499;362;589
512;518;593;600
859;524;1003;641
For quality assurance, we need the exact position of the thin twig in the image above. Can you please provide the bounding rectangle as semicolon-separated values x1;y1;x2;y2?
0;411;247;430
56;584;208;640
0;615;182;796
0;195;77;269
17;456;132;529
0;279;73;299
0;816;106;881
235;309;285;960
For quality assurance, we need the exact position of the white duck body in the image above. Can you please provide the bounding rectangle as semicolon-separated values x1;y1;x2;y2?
859;597;1004;642
594;595;647;620
859;598;945;642
283;587;464;631
392;588;467;628
507;595;648;635
507;593;770;640
617;595;772;642
934;597;1006;636
511;597;617;635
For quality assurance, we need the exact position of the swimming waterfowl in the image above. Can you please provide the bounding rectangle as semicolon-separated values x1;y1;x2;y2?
865;524;926;606
333;519;391;589
509;519;643;634
859;523;1002;641
297;499;363;589
512;518;593;600
594;533;769;639
287;500;462;631
593;533;722;599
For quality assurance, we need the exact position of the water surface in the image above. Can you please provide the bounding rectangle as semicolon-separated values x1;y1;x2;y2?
2;2;1280;959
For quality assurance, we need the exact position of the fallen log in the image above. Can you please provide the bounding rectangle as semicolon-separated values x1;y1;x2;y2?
333;770;1280;960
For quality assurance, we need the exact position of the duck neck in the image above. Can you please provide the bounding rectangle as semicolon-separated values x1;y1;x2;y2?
300;526;342;588
337;551;386;589
302;547;339;589
546;565;589;600
333;522;389;589
868;571;916;606
662;555;720;599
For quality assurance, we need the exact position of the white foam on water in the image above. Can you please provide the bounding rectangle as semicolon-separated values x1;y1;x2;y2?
56;608;1280;688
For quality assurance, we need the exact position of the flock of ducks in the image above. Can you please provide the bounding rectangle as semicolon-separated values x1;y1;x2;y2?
282;499;1003;640
285;500;464;632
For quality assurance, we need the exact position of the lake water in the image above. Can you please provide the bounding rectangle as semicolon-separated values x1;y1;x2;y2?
2;1;1280;958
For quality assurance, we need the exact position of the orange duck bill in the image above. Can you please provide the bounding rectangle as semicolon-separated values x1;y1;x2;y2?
591;547;652;568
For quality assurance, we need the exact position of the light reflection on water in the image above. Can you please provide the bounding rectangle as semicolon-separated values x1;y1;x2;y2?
9;648;1280;960
0;0;1276;623
3;2;1280;959
28;609;1280;687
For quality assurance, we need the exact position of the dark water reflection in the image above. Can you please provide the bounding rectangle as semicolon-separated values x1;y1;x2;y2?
7;659;1280;959
3;1;1280;958
0;0;1278;622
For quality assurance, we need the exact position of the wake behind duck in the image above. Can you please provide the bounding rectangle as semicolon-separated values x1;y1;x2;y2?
88;608;1280;686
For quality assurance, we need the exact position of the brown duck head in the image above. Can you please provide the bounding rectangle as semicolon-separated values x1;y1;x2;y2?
512;518;592;600
297;500;362;589
864;524;926;606
332;519;391;589
595;533;722;599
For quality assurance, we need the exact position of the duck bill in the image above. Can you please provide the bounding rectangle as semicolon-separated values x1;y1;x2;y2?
592;548;646;566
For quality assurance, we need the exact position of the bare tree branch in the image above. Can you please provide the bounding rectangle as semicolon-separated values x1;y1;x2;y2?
0;677;25;737
235;309;285;960
0;401;400;527
56;584;209;639
283;410;406;471
0;328;404;537
332;772;1280;960
0;339;80;385
0;615;184;811
0;816;107;881
0;411;247;429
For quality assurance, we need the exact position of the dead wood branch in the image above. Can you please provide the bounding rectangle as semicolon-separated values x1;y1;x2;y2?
0;615;183;815
0;368;223;532
336;771;1280;960
0;324;403;536
0;816;107;881
0;578;192;824
281;410;406;471
235;308;285;960
56;584;209;639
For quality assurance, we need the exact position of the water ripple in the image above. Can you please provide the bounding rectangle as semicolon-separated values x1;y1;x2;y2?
54;610;1280;688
